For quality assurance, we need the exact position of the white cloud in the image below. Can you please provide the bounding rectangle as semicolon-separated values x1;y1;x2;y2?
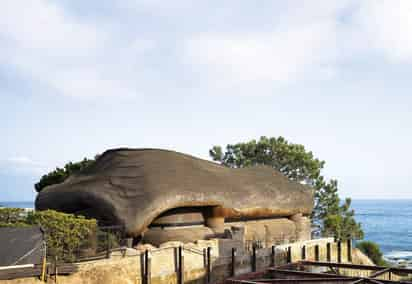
1;0;412;100
0;0;153;99
0;156;45;175
183;2;344;89
0;1;100;52
185;25;337;85
183;0;412;90
352;0;412;62
7;157;36;165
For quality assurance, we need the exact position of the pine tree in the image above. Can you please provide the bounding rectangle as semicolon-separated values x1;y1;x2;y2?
210;136;363;240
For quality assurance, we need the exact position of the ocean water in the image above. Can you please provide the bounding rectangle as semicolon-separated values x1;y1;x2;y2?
1;199;411;264
0;201;34;209
351;199;412;265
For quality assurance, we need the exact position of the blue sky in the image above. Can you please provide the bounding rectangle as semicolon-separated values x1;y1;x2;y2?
1;0;412;201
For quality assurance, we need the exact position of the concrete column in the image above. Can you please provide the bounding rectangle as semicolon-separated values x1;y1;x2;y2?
205;206;225;234
290;213;311;241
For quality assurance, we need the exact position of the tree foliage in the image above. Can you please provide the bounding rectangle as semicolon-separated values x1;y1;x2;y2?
356;241;387;266
210;136;324;184
0;207;30;227
26;210;97;261
210;136;363;240
322;197;364;240
0;207;26;223
35;157;97;192
0;208;97;262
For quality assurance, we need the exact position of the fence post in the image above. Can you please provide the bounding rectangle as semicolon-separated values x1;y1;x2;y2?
41;241;47;282
145;250;151;284
231;248;236;277
252;245;257;272
207;247;212;284
271;245;276;267
301;245;306;260
315;245;320;262
337;240;342;263
326;243;331;262
54;256;58;284
139;253;144;284
105;231;111;259
347;239;352;262
178;246;184;284
287;246;292;263
203;248;207;284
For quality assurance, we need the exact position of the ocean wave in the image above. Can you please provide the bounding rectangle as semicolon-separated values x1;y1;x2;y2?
384;251;412;261
357;213;412;218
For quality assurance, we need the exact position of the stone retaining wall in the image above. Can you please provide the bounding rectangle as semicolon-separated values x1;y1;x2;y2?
0;238;372;284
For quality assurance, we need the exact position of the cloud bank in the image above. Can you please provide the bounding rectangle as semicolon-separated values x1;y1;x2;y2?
1;1;412;100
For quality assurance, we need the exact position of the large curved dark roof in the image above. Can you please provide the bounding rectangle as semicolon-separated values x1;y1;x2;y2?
35;148;313;236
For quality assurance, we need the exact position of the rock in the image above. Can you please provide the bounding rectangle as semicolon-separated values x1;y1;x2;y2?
134;244;156;251
145;227;214;246
158;241;184;249
195;239;218;248
183;242;196;248
352;248;375;266
111;248;139;257
35;148;313;237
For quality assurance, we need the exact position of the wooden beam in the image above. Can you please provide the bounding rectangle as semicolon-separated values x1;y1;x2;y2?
370;268;391;279
232;248;237;277
271;246;276;267
350;279;385;284
314;245;320;262
299;261;381;271
347;239;353;262
300;260;412;274
252;278;359;283
268;268;355;279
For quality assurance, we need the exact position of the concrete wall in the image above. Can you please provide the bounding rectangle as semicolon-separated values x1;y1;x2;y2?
225;215;311;247
0;238;372;284
144;212;311;247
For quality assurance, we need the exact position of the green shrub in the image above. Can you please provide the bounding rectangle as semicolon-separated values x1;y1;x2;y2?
0;208;97;262
35;157;97;192
356;241;387;266
26;210;97;261
0;207;27;224
0;221;30;228
96;229;120;253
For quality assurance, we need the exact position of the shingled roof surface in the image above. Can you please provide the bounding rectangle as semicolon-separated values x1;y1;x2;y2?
35;148;313;236
0;226;44;267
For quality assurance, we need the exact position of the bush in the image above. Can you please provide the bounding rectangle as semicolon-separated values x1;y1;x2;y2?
0;208;27;224
0;221;30;228
96;229;121;253
26;210;97;261
356;241;387;266
0;208;97;262
35;157;97;192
